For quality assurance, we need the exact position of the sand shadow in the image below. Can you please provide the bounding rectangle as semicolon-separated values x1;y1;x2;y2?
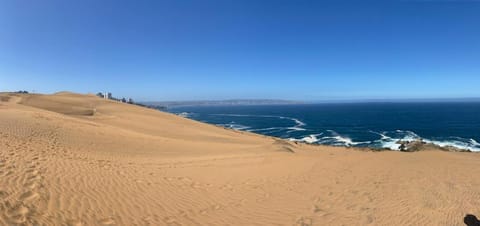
464;214;480;226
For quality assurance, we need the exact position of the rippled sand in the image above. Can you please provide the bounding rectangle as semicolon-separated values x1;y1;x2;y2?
1;92;479;225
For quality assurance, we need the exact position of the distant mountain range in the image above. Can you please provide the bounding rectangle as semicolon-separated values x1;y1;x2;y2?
310;97;480;103
142;97;480;108
141;99;304;108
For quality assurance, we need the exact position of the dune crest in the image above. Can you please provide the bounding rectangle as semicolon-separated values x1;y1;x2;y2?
1;92;480;225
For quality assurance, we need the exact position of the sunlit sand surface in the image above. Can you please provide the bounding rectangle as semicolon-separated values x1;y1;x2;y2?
1;92;479;225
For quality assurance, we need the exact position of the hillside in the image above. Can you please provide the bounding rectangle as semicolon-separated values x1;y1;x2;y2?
1;92;479;225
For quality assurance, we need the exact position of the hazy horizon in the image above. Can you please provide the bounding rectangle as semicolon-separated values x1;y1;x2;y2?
143;97;480;104
2;1;479;101
3;90;480;103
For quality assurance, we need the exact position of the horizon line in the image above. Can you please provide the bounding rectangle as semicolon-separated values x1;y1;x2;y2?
141;97;480;105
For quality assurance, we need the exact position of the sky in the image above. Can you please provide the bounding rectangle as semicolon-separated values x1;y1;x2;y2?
1;0;479;101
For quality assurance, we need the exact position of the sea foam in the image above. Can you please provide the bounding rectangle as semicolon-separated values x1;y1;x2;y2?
212;114;307;133
184;112;480;152
373;130;480;152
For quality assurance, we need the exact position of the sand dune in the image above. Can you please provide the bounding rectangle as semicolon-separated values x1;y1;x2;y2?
1;92;479;225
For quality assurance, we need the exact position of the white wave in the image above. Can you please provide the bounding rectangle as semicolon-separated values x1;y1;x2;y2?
318;130;370;146
213;114;258;117
230;125;250;130
369;130;391;140
213;114;480;152
247;127;284;132
289;133;323;144
377;130;420;150
286;117;307;132
306;132;480;152
291;118;306;127
373;130;480;152
327;136;370;146
375;130;420;150
393;130;421;141
286;126;307;133
212;113;307;133
177;112;191;118
379;140;402;150
213;113;284;118
380;134;390;140
302;135;320;143
423;139;480;152
219;122;250;131
471;138;480;146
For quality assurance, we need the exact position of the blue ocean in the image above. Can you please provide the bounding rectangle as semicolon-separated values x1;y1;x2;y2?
169;103;480;151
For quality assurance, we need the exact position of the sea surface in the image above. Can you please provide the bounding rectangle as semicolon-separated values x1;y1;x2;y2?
169;103;480;151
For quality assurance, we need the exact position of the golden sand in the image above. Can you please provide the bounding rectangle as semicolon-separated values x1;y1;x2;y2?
1;92;479;225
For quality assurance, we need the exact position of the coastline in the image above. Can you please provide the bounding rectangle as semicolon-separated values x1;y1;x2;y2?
2;92;480;225
208;122;474;153
175;111;480;153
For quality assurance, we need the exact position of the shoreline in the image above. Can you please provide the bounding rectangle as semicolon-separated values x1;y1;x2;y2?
169;107;480;153
202;118;480;153
3;92;480;225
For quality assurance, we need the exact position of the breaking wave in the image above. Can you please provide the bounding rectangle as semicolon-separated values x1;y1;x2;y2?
288;130;480;152
178;112;480;152
423;138;480;152
289;133;323;143
219;121;251;131
369;130;480;152
289;130;371;146
176;112;193;118
212;114;307;133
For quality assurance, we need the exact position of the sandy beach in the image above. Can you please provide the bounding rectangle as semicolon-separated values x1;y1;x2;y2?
1;92;479;225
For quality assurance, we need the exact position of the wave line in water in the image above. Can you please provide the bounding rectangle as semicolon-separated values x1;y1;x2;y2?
211;113;307;133
369;130;480;152
178;112;480;152
289;133;324;143
247;127;285;132
219;122;251;131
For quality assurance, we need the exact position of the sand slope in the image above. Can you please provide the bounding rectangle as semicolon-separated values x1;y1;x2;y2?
1;92;479;225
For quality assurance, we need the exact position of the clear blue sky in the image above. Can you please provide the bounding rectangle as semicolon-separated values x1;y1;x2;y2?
1;0;479;101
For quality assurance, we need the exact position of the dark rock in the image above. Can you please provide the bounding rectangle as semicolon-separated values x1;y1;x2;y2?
395;139;472;152
396;140;426;152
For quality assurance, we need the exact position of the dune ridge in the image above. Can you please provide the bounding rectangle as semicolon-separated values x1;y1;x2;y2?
1;92;480;225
